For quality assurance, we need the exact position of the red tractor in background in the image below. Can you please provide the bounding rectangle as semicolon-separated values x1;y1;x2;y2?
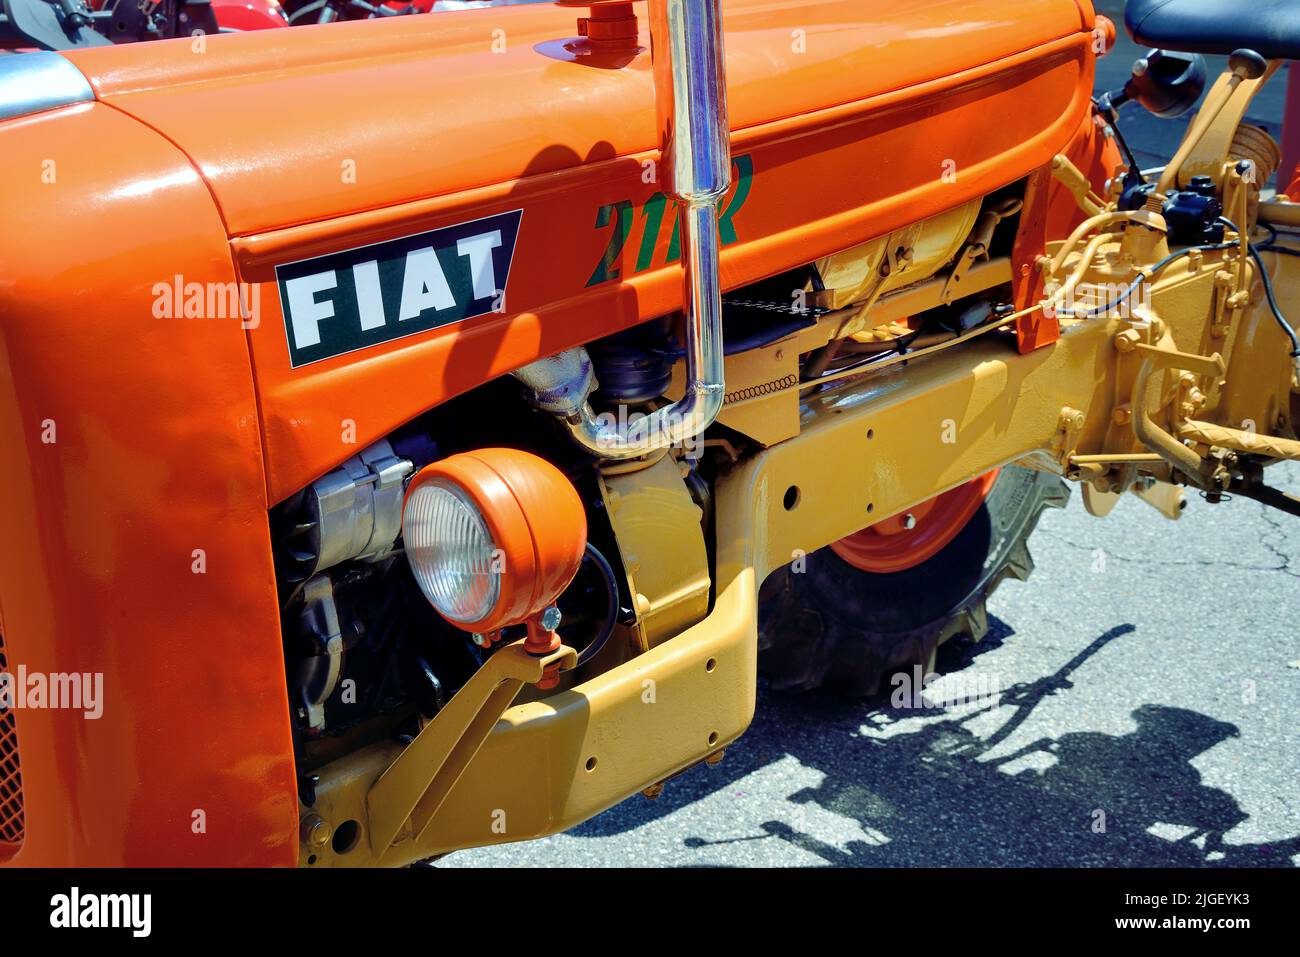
0;0;286;45
0;0;485;46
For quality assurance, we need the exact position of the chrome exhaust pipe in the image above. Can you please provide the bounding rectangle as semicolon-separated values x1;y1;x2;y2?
513;0;731;459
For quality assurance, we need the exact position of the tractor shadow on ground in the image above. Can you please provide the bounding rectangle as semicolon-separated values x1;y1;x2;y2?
569;618;1299;866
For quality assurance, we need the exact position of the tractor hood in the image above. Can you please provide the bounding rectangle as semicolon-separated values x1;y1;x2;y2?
47;0;1102;504
64;0;1093;238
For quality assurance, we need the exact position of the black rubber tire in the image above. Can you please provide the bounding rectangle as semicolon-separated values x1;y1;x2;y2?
757;465;1069;696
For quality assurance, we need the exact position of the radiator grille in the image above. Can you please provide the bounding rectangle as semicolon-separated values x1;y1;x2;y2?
0;630;24;855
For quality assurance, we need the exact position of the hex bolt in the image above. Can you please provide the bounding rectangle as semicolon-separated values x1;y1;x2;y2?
1114;329;1140;353
300;813;333;849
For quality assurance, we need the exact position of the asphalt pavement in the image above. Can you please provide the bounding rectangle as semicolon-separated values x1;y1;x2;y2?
444;464;1298;867
442;3;1299;868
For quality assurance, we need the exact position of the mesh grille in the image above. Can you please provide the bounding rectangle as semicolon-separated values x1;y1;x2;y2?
0;631;24;853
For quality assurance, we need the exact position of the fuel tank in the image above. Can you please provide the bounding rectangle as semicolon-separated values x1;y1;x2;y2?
63;0;1103;501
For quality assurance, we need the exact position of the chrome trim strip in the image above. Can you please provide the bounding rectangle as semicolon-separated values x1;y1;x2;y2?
0;52;95;122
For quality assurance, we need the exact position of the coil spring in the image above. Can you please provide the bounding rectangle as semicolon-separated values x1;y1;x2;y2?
724;374;798;404
1229;124;1281;185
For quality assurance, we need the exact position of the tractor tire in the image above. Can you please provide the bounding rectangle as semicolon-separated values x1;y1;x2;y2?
757;465;1068;696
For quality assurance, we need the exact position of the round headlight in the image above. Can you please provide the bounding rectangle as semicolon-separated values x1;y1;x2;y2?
402;477;500;624
401;448;587;635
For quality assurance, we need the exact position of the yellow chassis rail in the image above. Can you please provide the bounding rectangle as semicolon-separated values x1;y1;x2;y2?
301;251;1297;866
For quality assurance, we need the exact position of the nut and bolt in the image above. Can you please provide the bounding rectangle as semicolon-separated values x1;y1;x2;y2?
300;813;333;849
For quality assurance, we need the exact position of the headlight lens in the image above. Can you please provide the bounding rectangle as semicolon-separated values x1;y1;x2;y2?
402;477;500;624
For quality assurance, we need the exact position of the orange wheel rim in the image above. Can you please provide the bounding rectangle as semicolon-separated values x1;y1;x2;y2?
829;470;1000;574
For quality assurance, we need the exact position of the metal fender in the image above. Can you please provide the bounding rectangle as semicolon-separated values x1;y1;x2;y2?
0;101;296;866
211;0;290;31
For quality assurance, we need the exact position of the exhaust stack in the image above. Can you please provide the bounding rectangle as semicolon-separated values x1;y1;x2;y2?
514;0;731;459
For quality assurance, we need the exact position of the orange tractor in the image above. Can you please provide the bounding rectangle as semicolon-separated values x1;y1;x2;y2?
0;0;1297;866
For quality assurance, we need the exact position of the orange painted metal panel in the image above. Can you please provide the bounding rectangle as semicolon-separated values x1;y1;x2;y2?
68;1;1090;235
63;2;1100;503
0;104;297;866
234;33;1095;502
